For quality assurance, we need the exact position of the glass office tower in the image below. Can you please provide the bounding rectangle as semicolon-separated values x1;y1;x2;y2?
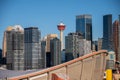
102;14;113;50
119;15;120;21
24;27;41;70
50;38;61;66
76;14;92;42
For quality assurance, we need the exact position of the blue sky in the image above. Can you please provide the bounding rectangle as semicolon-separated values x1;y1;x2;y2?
0;0;120;48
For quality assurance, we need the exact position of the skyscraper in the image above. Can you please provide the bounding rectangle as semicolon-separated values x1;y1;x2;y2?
113;20;119;61
76;14;92;42
65;32;83;61
46;34;58;52
6;25;24;70
92;41;98;51
102;14;113;50
61;49;65;63
2;26;13;58
0;49;2;64
46;34;58;67
119;15;120;22
41;38;47;68
119;15;120;62
79;39;91;55
98;38;103;50
24;27;41;70
50;38;61;66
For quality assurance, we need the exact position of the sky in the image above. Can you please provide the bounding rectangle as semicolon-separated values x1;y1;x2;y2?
0;0;120;49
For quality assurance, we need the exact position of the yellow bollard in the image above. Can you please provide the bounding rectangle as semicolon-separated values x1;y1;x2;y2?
106;69;112;80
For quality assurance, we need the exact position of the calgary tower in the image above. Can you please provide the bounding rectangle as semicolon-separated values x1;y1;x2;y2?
57;22;66;51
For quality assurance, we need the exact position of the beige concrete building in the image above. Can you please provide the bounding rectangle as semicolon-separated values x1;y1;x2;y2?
46;34;58;52
2;26;13;58
98;38;103;50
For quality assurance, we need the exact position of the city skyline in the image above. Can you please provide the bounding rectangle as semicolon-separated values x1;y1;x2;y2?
0;0;120;48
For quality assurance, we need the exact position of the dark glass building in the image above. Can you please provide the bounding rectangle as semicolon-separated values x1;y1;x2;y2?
92;41;98;51
46;34;58;67
50;38;61;66
119;15;120;22
76;14;92;42
0;49;2;64
102;14;113;50
24;27;41;70
61;49;65;63
41;40;46;68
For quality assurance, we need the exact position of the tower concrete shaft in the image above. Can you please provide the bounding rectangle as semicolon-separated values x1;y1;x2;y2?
60;30;63;50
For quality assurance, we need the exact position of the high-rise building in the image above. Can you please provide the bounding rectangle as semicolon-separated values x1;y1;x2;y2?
46;34;58;52
24;27;41;70
2;26;13;58
0;49;2;64
41;38;47;68
76;14;92;42
119;15;120;62
79;39;91;56
98;38;103;50
65;32;83;61
102;14;113;50
50;38;61;66
119;15;120;22
113;20;119;61
6;25;24;70
92;41;98;51
46;34;58;67
61;49;65;63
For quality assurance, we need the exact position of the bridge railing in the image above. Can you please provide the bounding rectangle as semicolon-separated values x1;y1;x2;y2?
9;50;107;80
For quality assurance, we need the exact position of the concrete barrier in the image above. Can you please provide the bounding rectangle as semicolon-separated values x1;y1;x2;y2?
67;61;82;80
81;57;94;80
29;73;48;80
48;67;66;80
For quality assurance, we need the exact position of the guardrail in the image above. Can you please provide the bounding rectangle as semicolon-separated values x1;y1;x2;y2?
8;50;107;80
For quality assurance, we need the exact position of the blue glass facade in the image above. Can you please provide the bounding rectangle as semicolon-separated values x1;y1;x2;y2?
76;15;92;42
24;27;40;43
119;15;120;22
76;18;85;37
102;14;113;50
